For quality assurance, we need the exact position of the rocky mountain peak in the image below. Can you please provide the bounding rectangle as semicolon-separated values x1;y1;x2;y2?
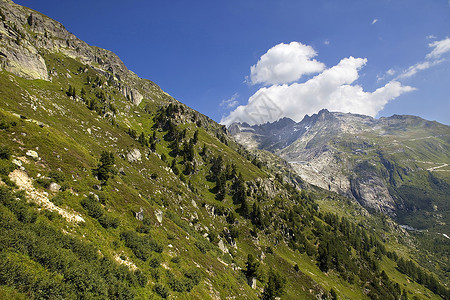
231;109;450;224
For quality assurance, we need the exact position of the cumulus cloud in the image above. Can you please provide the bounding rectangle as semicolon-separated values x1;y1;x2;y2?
399;37;450;79
220;93;239;108
222;57;415;125
249;42;325;85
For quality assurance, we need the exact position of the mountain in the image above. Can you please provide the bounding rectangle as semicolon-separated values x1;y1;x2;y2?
230;109;450;232
0;1;449;299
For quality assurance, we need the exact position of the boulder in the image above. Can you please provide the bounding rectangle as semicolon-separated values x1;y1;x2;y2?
127;148;141;162
11;159;22;167
155;209;163;223
135;208;144;221
48;182;61;192
247;277;256;289
218;240;228;254
26;150;39;159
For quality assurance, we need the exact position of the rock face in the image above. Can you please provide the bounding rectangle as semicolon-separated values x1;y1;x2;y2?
0;0;157;105
230;110;450;219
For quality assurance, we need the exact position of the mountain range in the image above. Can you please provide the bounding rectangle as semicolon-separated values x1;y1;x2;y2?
230;109;450;232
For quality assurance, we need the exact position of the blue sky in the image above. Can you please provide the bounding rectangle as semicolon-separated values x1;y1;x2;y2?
15;0;450;125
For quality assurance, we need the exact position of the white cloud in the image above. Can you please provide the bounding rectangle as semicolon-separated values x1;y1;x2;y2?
371;19;378;25
398;37;450;79
386;68;395;76
398;59;443;79
249;42;325;85
426;34;436;40
222;57;415;125
377;68;396;82
220;93;239;108
324;39;330;45
426;37;450;59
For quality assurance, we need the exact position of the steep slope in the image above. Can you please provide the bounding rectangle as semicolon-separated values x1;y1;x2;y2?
231;109;450;232
0;1;448;299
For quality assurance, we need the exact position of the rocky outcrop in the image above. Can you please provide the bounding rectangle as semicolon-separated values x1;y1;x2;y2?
0;9;48;80
0;0;158;105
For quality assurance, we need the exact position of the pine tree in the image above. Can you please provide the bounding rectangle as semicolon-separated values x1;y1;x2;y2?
171;160;179;175
245;254;259;278
262;269;285;300
232;173;246;204
215;172;226;200
192;130;199;144
93;151;115;184
330;288;338;300
240;197;250;218
138;132;148;146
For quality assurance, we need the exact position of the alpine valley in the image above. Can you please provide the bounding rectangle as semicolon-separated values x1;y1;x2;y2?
0;1;448;299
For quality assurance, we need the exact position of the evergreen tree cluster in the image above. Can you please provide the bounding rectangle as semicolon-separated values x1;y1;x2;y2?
396;257;449;298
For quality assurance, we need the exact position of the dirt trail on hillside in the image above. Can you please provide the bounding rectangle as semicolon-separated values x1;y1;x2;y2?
9;169;84;223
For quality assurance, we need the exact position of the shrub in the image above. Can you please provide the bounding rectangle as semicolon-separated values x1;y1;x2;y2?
0;146;11;159
98;214;119;229
50;193;65;206
120;231;163;261
49;171;65;183
81;195;103;219
154;283;169;298
149;256;161;268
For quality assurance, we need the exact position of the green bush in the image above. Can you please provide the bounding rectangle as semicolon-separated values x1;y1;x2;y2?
154;283;169;298
0;146;11;159
49;171;65;183
81;195;103;219
98;214;119;229
0;159;15;176
120;231;162;261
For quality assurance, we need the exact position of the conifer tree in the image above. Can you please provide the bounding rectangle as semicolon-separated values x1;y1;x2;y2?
245;254;259;278
262;269;285;300
138;132;148;146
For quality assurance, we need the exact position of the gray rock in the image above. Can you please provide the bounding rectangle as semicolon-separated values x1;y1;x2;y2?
247;277;256;289
127;149;141;162
11;159;22;167
135;208;144;221
155;210;163;223
48;182;61;192
218;240;228;254
26;150;39;159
